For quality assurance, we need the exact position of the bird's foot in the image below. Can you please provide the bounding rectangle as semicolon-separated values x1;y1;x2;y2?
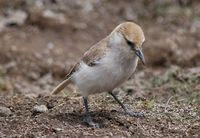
83;115;100;128
124;110;145;118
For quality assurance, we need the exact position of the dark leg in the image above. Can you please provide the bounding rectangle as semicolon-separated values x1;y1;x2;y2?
82;97;99;128
108;91;144;118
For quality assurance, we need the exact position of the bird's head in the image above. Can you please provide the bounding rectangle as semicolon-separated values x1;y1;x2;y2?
110;22;145;65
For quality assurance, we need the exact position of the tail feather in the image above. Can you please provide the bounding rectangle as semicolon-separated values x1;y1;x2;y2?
51;78;72;95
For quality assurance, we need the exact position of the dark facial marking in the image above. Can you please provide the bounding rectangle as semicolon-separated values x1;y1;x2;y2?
124;37;136;51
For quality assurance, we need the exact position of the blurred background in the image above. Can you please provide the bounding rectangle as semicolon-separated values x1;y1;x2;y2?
0;0;199;137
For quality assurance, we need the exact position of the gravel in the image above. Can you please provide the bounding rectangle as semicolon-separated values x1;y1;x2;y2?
0;106;12;117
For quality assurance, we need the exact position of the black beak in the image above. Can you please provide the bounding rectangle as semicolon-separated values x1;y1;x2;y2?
135;48;145;65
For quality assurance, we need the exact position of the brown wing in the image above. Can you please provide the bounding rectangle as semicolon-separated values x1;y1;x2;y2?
82;37;108;66
65;37;108;79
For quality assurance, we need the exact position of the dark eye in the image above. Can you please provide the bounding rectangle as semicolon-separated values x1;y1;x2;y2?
126;40;133;46
125;39;136;49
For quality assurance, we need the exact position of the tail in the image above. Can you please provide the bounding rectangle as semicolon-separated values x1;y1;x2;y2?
51;78;72;95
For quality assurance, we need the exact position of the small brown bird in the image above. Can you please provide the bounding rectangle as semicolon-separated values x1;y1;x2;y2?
51;22;145;128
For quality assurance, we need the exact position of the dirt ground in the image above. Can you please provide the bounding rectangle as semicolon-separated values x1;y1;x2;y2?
0;0;200;137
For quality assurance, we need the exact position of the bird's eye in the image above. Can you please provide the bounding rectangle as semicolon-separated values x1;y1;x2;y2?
126;40;133;46
125;39;136;49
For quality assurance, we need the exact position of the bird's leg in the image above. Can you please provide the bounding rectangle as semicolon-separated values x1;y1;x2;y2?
108;91;144;118
82;97;99;128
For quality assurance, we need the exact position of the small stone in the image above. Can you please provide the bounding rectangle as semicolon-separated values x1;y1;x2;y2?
47;42;55;50
4;61;17;70
52;127;62;132
33;105;48;114
25;93;38;99
5;10;27;26
0;106;12;117
42;10;67;27
28;72;40;81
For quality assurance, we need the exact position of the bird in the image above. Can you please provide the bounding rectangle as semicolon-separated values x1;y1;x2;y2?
51;22;145;128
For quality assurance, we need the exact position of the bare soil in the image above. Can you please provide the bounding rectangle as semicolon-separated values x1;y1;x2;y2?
0;0;200;137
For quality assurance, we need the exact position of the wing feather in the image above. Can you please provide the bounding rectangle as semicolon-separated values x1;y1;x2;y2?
65;37;108;78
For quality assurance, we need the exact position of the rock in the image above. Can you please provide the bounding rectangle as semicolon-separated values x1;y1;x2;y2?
42;10;67;25
4;61;17;71
25;93;38;99
33;105;48;114
27;72;40;81
0;10;27;32
29;8;68;27
4;10;27;26
52;127;62;132
0;106;12;117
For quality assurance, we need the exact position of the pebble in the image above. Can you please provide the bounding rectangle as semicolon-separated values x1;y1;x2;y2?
0;106;12;117
52;127;62;132
33;105;48;114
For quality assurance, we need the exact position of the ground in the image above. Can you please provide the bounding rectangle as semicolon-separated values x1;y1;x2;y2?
0;0;200;137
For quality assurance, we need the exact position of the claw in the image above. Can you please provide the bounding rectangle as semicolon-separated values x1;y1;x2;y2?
83;116;100;128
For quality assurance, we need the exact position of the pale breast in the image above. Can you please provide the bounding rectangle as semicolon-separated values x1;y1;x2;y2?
72;50;138;96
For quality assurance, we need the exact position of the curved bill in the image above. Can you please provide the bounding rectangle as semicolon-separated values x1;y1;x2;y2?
135;49;145;65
